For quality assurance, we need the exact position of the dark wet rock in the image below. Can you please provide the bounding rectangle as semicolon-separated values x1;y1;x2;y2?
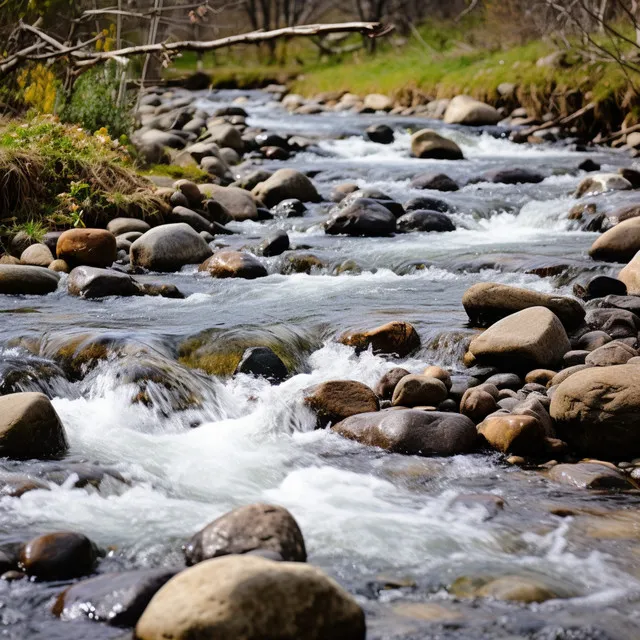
589;217;640;262
56;229;117;268
619;167;640;188
547;462;633;489
484;373;522;390
169;205;223;235
42;231;64;256
200;250;267;279
391;375;448;407
68;266;140;299
184;503;306;565
0;264;60;295
481;168;544;184
8;230;37;257
586;275;627;299
53;569;179;627
410;173;459;191
255;132;288;149
278;251;325;274
615;203;640;223
325;200;396;237
600;294;640;315
304;380;379;426
271;198;307;218
342;195;405;218
585;307;640;338
479;413;547;456
136;555;364;640
235;347;288;383
170;191;190;208
462;282;585;330
339;321;420;357
252;169;320;207
20;531;98;580
131;223;213;272
585;341;637;366
397;210;456;233
550;363;640;458
259;230;290;257
575;330;612;351
332;409;477;456
202;199;233;226
374;368;410;400
0;392;68;459
579;159;600;172
107;218;151;236
20;243;53;267
366;124;394;144
138;283;185;299
563;350;589;366
468;307;571;371
404;196;453;213
411;129;464;160
215;106;248;118
262;146;290;161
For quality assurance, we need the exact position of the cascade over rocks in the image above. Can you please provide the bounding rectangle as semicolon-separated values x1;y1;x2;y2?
332;409;478;456
184;503;306;565
135;555;365;640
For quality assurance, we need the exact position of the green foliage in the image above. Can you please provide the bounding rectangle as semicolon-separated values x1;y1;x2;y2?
11;219;47;242
61;64;134;139
143;164;210;182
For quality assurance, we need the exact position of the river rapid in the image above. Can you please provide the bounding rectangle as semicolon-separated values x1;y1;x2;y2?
1;89;640;640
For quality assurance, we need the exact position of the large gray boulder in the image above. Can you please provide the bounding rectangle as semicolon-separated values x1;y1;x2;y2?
130;223;212;272
200;184;258;221
462;282;585;330
135;555;365;640
468;306;570;371
252;169;320;208
444;96;501;126
550;363;640;459
410;129;464;160
325;200;396;237
0;264;60;295
67;266;141;299
0;392;68;459
332;409;477;456
184;504;306;565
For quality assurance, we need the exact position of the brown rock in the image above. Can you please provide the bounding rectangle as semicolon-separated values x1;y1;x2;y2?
423;365;452;390
548;462;633;489
478;414;547;456
20;243;53;267
199;250;267;279
460;387;499;423
20;532;97;580
56;229;117;268
391;375;448;407
374;368;410;399
525;369;556;386
585;341;637;366
304;380;379;426
619;250;640;294
589;217;640;263
339;321;420;357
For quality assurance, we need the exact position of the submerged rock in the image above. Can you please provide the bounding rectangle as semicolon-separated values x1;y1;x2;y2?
332;409;477;456
136;555;365;640
235;347;288;382
0;392;68;459
410;172;459;191
304;380;379;426
396;210;455;232
339;321;420;357
184;504;306;565
547;462;633;489
0;265;60;295
199;250;267;279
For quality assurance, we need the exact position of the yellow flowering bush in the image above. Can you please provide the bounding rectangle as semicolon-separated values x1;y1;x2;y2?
17;64;59;113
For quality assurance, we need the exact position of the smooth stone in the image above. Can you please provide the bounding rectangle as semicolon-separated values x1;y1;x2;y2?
547;462;634;489
259;230;290;257
107;218;151;236
304;380;379;426
20;532;97;581
235;347;288;383
67;266;140;299
252;169;320;207
396;210;455;232
199;250;267;279
0;265;60;295
374;368;411;400
339;321;420;357
20;244;53;267
478;414;546;456
410;129;463;160
391;375;448;408
56;229;117;268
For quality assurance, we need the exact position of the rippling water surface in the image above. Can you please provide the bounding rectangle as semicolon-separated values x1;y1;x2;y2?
1;90;640;640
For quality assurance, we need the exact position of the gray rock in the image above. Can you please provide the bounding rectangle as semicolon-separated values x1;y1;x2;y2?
0;265;60;295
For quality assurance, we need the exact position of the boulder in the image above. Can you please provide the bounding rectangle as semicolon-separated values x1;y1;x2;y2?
136;555;365;640
575;330;612;351
574;173;632;198
184;504;306;565
53;568;178;627
462;282;585;329
366;124;394;144
618;250;640;294
586;275;627;298
130;223;212;272
585;307;640;339
423;366;452;390
363;94;393;111
20;243;53;267
589;217;640;263
481;168;544;184
304;380;379;426
460;386;499;423
374;368;410;399
397;210;455;233
200;185;258;221
585;341;637;366
332;409;477;456
547;462;633;489
391;375;448;407
56;229;117;268
259;230;290;257
410;129;464;160
409;173;459;191
0;392;68;459
0;264;60;295
206;123;244;153
8;230;37;257
443;96;501;126
339;321;420;357
169;205;221;234
252;169;320;207
478;414;546;456
468;307;571;371
107;218;151;236
68;266;141;299
20;531;97;580
550;363;640;458
235;347;288;383
325;200;397;237
199;250;267;279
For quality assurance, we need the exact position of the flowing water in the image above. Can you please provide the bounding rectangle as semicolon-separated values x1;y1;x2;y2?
1;90;640;639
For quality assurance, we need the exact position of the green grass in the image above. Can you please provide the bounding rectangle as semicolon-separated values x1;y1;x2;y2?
142;163;210;182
